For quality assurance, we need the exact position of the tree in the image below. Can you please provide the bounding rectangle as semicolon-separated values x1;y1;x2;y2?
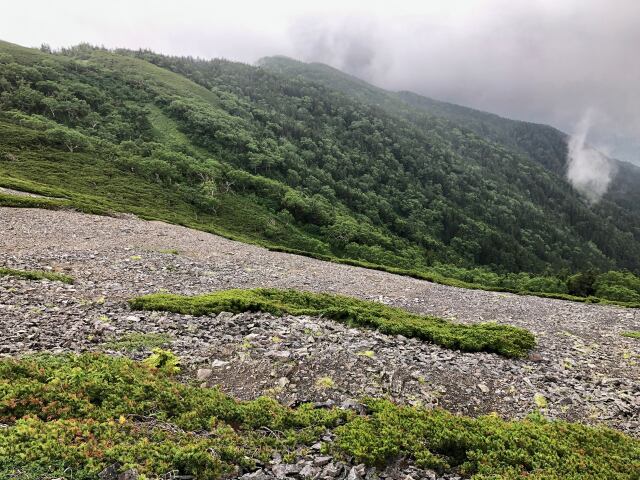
566;271;597;297
44;126;90;153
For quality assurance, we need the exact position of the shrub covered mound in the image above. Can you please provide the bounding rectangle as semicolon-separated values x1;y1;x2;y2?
336;399;640;479
0;354;638;479
130;288;536;358
0;354;348;479
0;266;73;284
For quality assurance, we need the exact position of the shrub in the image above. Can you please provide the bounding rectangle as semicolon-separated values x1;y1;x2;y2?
335;399;640;479
566;271;597;297
1;355;638;479
142;348;181;374
594;271;640;302
44;125;91;152
594;285;640;303
0;354;348;478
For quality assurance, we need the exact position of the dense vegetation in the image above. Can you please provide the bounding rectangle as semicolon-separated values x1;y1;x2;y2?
1;354;638;479
0;266;73;283
2;40;640;304
130;288;535;358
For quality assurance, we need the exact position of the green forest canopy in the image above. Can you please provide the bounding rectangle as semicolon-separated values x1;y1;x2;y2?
2;40;640;303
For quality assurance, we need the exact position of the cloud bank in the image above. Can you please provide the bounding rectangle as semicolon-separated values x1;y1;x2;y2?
287;1;640;164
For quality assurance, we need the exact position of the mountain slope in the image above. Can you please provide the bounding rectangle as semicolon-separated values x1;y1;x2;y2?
259;56;570;173
1;41;640;301
259;56;640;244
135;50;640;273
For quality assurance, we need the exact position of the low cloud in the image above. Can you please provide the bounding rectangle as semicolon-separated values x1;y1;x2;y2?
288;1;640;164
566;110;616;203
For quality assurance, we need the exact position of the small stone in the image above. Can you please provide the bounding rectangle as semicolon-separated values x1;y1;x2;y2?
277;377;290;388
197;368;213;381
272;464;287;479
241;469;271;480
313;456;332;467
118;469;139;480
529;353;544;362
299;464;317;479
341;399;367;414
347;466;363;480
272;464;301;479
98;464;120;480
477;383;490;393
268;350;291;359
211;359;230;368
322;463;342;478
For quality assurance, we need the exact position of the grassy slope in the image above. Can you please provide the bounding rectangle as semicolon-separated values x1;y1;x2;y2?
0;114;324;250
1;115;632;308
0;40;333;252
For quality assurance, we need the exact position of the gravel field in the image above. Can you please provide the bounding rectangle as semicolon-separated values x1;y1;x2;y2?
1;207;638;443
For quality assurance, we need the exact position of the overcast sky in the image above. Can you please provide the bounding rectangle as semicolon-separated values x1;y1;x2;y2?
2;0;639;163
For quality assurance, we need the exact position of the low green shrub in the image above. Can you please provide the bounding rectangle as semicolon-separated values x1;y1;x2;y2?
566;271;597;297
142;347;181;374
0;355;638;479
335;399;640;479
0;354;348;479
0;266;73;284
129;288;536;358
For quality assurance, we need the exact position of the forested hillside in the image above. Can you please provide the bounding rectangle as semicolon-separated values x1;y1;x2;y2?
260;56;640;252
2;40;640;302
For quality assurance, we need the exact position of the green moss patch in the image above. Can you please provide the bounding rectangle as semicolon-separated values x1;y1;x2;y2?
621;331;640;340
0;354;638;479
129;288;535;358
0;266;73;284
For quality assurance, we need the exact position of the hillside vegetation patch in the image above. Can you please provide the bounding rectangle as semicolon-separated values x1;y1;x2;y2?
129;288;536;358
0;266;73;284
0;354;638;479
3;41;640;309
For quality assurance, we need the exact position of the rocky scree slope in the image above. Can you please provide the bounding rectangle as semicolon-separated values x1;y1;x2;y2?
0;207;638;440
